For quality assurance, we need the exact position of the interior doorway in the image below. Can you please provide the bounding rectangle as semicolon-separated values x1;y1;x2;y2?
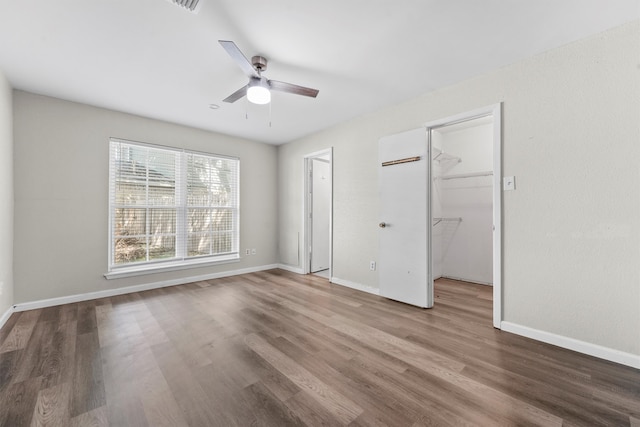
303;149;333;278
377;104;501;327
426;105;502;328
431;116;494;285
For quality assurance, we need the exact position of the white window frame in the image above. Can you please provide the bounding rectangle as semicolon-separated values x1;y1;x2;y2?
105;138;240;279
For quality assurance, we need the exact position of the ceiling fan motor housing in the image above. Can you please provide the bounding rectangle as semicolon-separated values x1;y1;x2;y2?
252;56;268;72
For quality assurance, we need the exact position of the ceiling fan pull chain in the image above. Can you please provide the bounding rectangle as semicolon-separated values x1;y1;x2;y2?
269;100;272;128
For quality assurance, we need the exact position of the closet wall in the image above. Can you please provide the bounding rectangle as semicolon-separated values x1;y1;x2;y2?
432;120;493;285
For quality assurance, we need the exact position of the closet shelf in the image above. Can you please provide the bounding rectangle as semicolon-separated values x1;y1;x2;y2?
438;171;493;181
433;217;462;226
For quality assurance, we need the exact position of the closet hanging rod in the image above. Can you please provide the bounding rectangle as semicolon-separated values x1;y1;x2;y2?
439;171;493;180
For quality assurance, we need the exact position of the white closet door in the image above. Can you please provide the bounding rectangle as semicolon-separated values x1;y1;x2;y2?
378;128;432;308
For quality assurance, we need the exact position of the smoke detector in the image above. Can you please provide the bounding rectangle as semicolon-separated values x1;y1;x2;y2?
167;0;202;13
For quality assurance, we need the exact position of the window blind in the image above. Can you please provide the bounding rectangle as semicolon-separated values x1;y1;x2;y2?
108;139;239;272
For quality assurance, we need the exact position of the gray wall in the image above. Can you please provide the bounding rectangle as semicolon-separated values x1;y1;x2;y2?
0;69;13;317
278;21;640;357
13;92;278;303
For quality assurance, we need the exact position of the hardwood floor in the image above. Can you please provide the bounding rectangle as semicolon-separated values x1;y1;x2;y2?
0;271;638;426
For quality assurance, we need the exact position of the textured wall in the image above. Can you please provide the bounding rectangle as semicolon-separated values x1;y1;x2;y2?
278;21;640;356
13;92;278;303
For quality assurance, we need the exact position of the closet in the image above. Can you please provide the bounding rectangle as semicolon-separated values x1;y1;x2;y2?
431;117;493;285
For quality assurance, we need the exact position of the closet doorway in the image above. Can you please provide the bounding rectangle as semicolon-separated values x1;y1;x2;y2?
303;149;333;278
427;105;502;327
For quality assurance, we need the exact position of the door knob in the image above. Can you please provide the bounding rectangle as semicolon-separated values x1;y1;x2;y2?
379;222;387;228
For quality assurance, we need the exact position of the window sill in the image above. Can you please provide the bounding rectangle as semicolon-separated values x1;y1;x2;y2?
104;255;240;280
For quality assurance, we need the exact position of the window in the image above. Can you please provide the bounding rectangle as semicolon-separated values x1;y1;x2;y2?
107;139;239;277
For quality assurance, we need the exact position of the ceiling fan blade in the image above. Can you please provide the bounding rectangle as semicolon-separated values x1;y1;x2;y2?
218;40;258;78
222;85;247;103
269;80;319;98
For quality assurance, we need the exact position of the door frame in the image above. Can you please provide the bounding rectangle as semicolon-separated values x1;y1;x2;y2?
425;103;502;328
303;148;333;276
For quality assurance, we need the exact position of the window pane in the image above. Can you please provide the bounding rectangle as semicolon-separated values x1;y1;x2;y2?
150;208;176;235
187;232;233;256
212;232;233;253
149;236;176;261
187;232;211;257
115;183;146;205
113;144;177;207
186;154;238;208
114;237;147;265
148;151;176;205
148;181;175;205
188;208;211;234
212;209;233;231
115;159;147;184
114;208;146;237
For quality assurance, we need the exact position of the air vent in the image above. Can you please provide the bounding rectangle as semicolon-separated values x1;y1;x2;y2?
168;0;201;13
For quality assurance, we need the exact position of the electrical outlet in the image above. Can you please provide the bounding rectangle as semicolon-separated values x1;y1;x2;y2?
251;248;257;255
370;261;376;271
245;249;250;255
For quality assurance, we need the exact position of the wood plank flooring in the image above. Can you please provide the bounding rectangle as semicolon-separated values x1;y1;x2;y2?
0;271;639;426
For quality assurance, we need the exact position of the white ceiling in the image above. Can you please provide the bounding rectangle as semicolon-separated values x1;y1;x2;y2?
0;1;637;145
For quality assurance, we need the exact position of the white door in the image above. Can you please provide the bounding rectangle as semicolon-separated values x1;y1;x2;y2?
378;128;432;308
311;158;331;272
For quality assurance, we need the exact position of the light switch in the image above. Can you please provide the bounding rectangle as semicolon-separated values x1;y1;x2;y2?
503;176;516;191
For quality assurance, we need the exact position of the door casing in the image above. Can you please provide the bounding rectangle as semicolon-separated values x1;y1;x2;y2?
303;148;333;276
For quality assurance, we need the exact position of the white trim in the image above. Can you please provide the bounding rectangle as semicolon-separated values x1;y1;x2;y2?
0;305;14;330
13;264;279;312
424;103;503;328
104;256;240;279
501;321;640;370
491;104;502;329
331;277;380;296
423;105;497;129
277;264;305;274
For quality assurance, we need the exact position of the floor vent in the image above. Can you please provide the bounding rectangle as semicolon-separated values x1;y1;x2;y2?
168;0;201;13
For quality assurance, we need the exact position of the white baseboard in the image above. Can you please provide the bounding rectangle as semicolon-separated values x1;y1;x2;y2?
331;277;380;296
277;264;305;275
0;305;14;330
13;264;279;313
500;321;640;370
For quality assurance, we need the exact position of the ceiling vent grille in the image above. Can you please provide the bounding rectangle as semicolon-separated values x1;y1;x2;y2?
168;0;201;13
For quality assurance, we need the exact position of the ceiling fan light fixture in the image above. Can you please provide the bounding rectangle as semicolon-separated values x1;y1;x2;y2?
247;78;271;105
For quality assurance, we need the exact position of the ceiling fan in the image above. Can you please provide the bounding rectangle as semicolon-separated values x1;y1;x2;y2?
219;40;319;105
